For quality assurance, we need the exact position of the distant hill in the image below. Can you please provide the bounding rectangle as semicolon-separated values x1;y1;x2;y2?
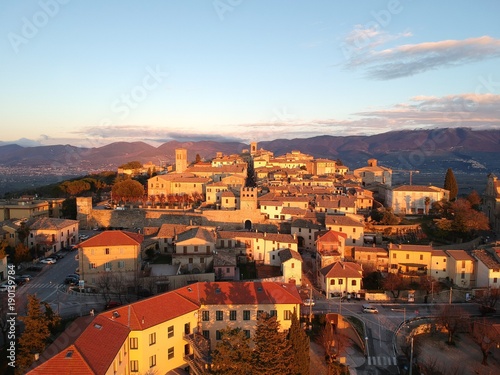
1;128;499;195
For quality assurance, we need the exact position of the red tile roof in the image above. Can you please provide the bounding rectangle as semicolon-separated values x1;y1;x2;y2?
27;344;94;375
175;281;302;306
99;292;200;330
77;230;144;248
320;261;363;278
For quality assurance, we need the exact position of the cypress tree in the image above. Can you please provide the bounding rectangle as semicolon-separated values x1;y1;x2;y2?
444;168;458;201
287;309;310;375
252;313;291;375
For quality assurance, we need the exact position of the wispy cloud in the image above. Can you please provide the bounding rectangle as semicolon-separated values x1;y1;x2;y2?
342;26;500;80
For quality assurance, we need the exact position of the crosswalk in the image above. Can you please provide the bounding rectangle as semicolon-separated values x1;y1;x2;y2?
367;356;398;366
23;282;65;289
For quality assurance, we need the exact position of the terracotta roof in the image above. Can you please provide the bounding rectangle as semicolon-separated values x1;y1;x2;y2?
175;281;302;306
431;250;447;257
157;224;189;238
217;231;297;244
325;215;364;227
77;230;143;248
27;344;94;375
74;315;130;374
392;185;447;192
473;249;500;270
99;292;200;330
316;230;347;243
352;246;387;255
176;227;215;243
281;207;307;215
320;261;363;278
279;249;303;263
445;249;474;261
29;217;79;230
291;218;323;230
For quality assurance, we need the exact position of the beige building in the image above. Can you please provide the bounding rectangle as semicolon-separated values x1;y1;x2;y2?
319;261;363;299
28;217;79;257
28;281;301;374
386;185;449;215
473;249;500;288
446;250;475;288
353;159;392;187
279;248;303;286
77;230;144;286
173;227;215;274
388;243;433;276
430;249;448;280
352;246;389;272
325;215;364;247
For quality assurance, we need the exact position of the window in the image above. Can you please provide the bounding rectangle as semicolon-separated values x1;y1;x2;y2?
461;271;465;279
194;246;198;252
420;255;423;260
149;332;156;345
493;278;498;283
330;279;335;285
189;258;193;263
89;263;96;269
202;330;210;339
244;330;250;339
149;355;156;368
291;263;294;269
270;310;277;317
130;337;138;349
130;360;139;372
243;310;250;320
168;347;174;360
338;279;343;285
105;248;110;255
406;254;409;260
104;262;111;271
202;311;210;321
352;280;357;286
216;310;223;321
393;253;396;259
118;260;125;269
461;260;466;268
216;330;222;340
284;310;292;320
168;325;174;338
230;310;237;321
257;310;264;318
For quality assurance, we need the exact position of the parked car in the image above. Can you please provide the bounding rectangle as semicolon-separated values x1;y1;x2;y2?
65;275;79;285
14;277;26;286
362;304;379;314
18;275;32;282
40;258;56;264
303;298;315;306
53;253;65;260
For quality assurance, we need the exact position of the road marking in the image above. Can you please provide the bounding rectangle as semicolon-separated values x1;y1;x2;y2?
367;356;397;366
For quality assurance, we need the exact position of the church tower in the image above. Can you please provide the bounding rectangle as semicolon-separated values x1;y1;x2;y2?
175;148;188;173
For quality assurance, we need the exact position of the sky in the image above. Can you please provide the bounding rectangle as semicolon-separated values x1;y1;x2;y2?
1;0;500;148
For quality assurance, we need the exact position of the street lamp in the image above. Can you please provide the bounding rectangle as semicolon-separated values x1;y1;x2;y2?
409;335;414;375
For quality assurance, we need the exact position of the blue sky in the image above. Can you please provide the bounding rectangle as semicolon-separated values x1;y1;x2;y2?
1;0;500;147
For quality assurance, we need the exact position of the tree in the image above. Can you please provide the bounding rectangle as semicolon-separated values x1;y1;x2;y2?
382;273;408;299
111;179;145;203
471;319;500;366
287;309;310;375
195;153;202;163
466;190;482;210
436;305;469;345
444;168;458;201
17;295;59;374
252;313;291;375
211;327;252;375
14;243;32;266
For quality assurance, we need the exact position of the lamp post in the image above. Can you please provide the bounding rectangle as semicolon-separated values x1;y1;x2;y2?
309;286;313;324
409;335;414;375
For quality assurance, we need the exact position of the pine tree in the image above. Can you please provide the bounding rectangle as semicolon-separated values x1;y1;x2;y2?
252;313;292;375
444;168;458;201
287;309;310;375
17;295;54;374
211;327;252;375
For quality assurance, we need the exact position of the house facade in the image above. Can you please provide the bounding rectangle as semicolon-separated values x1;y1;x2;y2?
28;217;79;257
319;261;363;298
385;185;449;215
446;250;475;288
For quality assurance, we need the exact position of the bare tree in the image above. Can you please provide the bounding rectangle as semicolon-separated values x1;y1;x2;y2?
436;305;469;345
471;319;500;366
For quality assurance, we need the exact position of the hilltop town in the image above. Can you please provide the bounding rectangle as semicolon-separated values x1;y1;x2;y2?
1;141;500;375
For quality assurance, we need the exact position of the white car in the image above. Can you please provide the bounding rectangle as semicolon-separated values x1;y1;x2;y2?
362;304;379;314
303;298;315;306
40;258;56;264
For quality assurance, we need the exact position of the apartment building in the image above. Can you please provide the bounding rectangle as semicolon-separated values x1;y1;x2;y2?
318;261;363;299
446;250;475;288
291;217;323;250
352;246;389;272
28;281;301;375
388;243;433;275
173;227;216;274
325;215;364;247
28;217;79;256
473;249;500;288
77;230;144;286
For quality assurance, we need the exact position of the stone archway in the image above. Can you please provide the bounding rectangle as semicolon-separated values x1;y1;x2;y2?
244;219;252;230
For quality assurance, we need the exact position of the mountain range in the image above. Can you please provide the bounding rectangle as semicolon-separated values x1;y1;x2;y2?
1;128;499;195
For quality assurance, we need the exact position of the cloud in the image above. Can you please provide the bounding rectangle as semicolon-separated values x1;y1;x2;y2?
341;28;500;79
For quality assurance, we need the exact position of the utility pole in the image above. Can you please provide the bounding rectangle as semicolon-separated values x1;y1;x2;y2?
449;287;452;304
309;286;313;324
409;335;414;375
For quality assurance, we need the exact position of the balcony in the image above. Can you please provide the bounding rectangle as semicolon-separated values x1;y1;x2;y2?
183;333;211;375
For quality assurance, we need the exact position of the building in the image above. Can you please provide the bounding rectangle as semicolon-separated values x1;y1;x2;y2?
318;261;363;299
77;230;144;287
353;159;392;187
315;230;346;271
291;217;323;251
446;250;475;288
388;243;433;276
28;281;301;375
430;249;448;280
325;215;365;248
28;217;79;257
278;248;303;286
385;185;449;215
173;227;216;274
473;249;500;288
352;246;389;272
